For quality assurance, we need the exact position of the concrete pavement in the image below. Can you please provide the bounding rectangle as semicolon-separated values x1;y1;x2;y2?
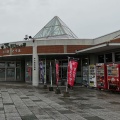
0;84;120;120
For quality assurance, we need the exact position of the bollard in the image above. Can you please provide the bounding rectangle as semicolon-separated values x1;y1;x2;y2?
55;87;61;94
63;91;70;97
49;86;54;91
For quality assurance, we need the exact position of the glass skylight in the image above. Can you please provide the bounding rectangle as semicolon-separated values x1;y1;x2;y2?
34;16;78;39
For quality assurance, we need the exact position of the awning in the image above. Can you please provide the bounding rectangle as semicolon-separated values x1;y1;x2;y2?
76;43;120;54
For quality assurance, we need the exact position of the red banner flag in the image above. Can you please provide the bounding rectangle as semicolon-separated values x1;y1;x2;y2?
56;62;59;85
67;60;78;87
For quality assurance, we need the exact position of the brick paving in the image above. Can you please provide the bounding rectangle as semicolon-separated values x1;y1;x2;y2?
0;84;120;120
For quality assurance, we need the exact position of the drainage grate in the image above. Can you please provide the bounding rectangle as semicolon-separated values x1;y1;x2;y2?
21;115;37;120
90;106;104;109
84;116;104;120
32;100;42;102
20;97;29;99
26;94;34;96
58;110;74;114
109;101;120;105
70;97;89;100
87;95;95;97
3;103;14;105
28;91;35;92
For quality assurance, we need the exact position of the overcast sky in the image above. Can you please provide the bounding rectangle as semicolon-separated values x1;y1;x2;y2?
0;0;120;43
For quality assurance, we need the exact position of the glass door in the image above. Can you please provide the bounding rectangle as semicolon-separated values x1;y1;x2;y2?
6;68;15;81
6;62;15;81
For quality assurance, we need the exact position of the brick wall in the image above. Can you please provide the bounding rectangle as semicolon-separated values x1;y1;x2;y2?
67;45;92;53
12;46;32;55
0;46;32;56
0;45;93;56
0;48;10;56
110;38;120;43
37;45;64;53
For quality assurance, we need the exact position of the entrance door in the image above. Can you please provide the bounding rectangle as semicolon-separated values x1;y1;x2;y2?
6;68;15;81
6;62;15;81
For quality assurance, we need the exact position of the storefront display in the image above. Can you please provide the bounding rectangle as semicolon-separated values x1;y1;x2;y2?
89;65;96;87
96;63;108;89
107;64;120;91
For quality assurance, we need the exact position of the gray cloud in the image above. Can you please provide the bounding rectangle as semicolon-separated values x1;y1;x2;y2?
0;0;120;43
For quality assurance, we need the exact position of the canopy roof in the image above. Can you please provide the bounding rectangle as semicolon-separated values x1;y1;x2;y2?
34;16;78;39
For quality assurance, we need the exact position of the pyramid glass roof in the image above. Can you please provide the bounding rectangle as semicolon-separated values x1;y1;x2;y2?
34;16;78;39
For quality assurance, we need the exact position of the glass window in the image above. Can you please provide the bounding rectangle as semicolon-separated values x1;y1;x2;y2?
7;62;15;67
0;68;5;81
26;61;32;66
105;53;112;63
82;57;89;66
0;62;5;68
16;62;21;67
115;52;120;62
98;55;104;63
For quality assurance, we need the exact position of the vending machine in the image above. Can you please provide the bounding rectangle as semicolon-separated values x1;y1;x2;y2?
83;66;89;87
96;63;107;89
107;64;120;91
89;65;96;87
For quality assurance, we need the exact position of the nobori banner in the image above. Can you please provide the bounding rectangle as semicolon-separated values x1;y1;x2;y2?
56;61;59;85
67;60;78;87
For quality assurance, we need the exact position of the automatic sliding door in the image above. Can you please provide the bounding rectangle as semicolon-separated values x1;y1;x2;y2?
6;68;15;81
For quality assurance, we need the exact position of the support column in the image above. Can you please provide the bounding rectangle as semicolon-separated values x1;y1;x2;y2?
32;40;39;86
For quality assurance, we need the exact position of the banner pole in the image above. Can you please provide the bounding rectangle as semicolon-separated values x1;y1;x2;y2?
44;59;46;85
66;57;69;92
50;61;52;87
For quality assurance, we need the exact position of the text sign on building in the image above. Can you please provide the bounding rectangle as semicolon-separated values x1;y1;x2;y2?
2;48;21;54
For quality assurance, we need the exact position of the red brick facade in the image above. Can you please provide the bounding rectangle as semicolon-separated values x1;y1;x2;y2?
110;38;120;43
37;46;64;53
0;45;93;56
67;45;92;53
0;46;32;56
12;46;32;55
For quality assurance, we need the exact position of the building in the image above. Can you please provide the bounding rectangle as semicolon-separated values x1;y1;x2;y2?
0;16;120;86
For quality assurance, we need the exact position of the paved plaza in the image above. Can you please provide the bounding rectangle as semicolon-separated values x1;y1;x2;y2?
0;84;120;120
